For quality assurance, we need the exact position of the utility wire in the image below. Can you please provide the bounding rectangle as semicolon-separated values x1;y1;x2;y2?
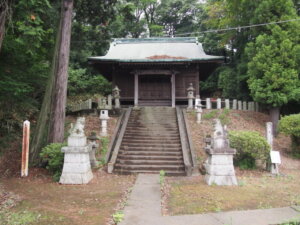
173;18;300;37
71;18;300;42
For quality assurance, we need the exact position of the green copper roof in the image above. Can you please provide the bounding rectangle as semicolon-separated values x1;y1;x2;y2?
88;37;224;63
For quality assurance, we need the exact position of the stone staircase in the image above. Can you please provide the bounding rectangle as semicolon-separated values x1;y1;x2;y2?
114;107;185;176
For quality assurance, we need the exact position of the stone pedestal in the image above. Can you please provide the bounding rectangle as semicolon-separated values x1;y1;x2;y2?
204;153;237;185
60;118;93;184
60;146;93;184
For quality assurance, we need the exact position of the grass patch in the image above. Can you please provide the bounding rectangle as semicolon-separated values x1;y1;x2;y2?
202;109;231;125
166;171;300;215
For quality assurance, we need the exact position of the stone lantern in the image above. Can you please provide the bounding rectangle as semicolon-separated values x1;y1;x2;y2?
99;110;109;137
87;132;100;168
187;83;195;110
113;86;121;109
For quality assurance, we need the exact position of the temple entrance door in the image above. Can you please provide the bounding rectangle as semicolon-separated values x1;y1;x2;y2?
138;75;171;106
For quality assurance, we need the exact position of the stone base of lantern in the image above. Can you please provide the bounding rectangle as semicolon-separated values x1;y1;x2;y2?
204;154;237;186
59;146;93;184
89;148;99;168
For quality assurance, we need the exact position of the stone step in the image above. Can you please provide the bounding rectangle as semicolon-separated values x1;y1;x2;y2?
114;164;185;171
118;150;182;156
124;131;180;136
125;127;179;132
122;136;180;141
120;146;181;152
113;169;186;176
117;154;183;161
116;159;183;166
121;142;181;148
123;134;180;139
121;139;180;145
126;123;178;128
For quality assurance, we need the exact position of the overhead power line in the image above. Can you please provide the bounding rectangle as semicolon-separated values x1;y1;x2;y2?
71;18;300;42
173;18;300;37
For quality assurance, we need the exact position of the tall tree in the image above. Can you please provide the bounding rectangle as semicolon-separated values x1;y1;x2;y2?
30;0;73;162
246;19;300;133
0;0;12;52
48;0;73;143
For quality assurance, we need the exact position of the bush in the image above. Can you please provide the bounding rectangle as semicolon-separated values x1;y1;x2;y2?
278;114;300;157
229;131;270;169
40;143;66;181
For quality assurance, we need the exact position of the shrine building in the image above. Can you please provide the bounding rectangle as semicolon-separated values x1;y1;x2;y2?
88;37;223;107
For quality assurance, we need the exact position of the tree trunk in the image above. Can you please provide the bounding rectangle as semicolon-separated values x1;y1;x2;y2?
30;0;73;164
0;0;10;52
269;107;280;136
48;0;73;143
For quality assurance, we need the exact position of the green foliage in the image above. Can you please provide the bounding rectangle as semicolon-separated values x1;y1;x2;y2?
112;211;124;224
279;114;300;156
246;24;300;107
202;109;230;125
229;131;270;169
0;210;40;225
40;143;66;181
279;114;300;137
159;170;166;185
202;110;218;120
280;220;300;225
217;67;239;99
68;67;112;96
100;137;109;165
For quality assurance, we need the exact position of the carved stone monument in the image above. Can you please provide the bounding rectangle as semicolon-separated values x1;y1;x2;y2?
204;119;238;185
59;117;93;184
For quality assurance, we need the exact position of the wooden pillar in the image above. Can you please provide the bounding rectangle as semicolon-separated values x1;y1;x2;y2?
134;73;138;107
171;73;175;108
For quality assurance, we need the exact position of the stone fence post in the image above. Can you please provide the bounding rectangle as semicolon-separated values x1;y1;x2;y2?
232;99;237;110
206;98;211;109
217;98;221;109
225;99;230;109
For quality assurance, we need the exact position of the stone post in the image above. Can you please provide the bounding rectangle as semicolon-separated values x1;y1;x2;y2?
232;99;237;110
59;117;93;184
196;106;203;124
21;120;30;177
266;122;273;149
255;102;259;112
204;119;238;185
100;110;109;137
238;101;242;110
248;102;252;111
242;101;247;111
206;98;211;109
217;98;221;109
225;99;230;109
107;95;112;110
187;83;195;110
195;95;201;109
266;122;280;175
113;86;121;109
87;132;100;168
